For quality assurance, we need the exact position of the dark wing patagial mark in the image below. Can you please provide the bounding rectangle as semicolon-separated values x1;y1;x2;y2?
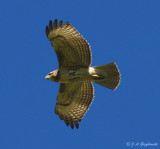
55;81;94;129
46;19;92;68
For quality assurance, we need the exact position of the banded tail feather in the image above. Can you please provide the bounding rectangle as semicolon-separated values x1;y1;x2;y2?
92;63;120;90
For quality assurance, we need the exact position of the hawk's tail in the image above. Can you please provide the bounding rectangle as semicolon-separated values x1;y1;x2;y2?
91;63;120;90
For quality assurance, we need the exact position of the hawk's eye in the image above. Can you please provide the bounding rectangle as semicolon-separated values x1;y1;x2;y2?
48;73;52;75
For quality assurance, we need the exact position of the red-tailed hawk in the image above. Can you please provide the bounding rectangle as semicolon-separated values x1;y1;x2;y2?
45;19;120;129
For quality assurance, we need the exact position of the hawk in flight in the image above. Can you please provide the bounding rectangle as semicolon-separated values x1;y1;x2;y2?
45;19;120;129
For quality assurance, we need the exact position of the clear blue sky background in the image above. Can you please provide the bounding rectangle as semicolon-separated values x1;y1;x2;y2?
0;0;160;149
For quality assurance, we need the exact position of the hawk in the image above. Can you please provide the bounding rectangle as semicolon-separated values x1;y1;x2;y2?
45;19;120;129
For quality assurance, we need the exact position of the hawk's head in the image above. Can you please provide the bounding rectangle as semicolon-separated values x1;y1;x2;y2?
45;70;59;82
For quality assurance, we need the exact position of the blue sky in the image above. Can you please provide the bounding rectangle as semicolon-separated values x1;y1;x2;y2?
0;0;160;148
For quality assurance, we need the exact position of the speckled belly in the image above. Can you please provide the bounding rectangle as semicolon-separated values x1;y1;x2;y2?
58;67;90;82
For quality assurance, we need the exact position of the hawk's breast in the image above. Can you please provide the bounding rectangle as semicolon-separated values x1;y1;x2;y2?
58;67;90;83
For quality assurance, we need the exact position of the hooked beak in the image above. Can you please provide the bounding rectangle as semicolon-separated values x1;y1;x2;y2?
45;74;50;80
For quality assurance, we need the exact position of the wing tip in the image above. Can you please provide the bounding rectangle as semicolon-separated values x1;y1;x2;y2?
46;26;49;37
74;121;79;129
46;19;68;38
65;119;80;129
69;121;79;129
56;110;80;129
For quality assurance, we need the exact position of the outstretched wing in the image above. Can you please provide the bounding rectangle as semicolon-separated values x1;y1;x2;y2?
46;19;91;68
55;81;94;129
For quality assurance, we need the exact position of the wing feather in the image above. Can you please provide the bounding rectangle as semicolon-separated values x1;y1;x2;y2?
55;81;94;129
46;19;92;68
